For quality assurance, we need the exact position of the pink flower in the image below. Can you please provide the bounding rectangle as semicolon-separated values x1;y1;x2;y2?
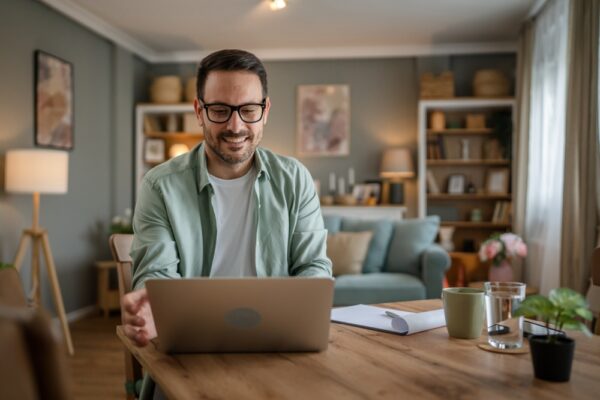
480;239;502;261
515;241;528;258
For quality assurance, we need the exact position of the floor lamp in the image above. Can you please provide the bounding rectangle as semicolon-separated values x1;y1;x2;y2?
5;149;74;355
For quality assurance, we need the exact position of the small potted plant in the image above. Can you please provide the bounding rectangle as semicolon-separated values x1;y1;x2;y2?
0;262;14;269
515;288;592;382
110;208;134;235
479;232;527;282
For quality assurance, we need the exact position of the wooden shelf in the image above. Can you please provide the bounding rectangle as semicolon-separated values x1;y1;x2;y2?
440;221;512;229
427;159;510;166
427;128;493;135
428;194;512;200
145;132;203;139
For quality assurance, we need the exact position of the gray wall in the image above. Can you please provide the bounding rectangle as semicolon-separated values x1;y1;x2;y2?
148;53;515;218
0;0;146;314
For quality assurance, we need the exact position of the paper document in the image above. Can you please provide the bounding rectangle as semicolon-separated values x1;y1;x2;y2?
331;304;446;335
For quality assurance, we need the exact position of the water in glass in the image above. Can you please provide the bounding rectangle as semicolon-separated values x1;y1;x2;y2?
484;282;526;349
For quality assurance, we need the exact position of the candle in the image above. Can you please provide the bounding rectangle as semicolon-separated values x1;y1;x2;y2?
338;177;346;195
348;167;355;186
329;172;336;193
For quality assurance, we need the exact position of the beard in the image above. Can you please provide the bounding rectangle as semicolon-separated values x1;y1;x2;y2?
204;128;259;165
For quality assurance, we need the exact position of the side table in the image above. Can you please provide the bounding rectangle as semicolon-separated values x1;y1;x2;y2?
95;260;120;317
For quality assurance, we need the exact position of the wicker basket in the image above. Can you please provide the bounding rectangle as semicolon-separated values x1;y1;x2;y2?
473;70;509;98
185;77;197;102
420;72;454;99
150;76;182;104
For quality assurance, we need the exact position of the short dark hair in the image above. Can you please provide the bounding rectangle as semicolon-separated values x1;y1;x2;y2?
196;49;268;100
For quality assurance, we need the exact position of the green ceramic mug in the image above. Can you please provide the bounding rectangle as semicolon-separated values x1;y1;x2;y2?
442;287;485;339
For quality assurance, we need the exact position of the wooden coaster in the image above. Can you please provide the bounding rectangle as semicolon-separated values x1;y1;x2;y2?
477;342;529;354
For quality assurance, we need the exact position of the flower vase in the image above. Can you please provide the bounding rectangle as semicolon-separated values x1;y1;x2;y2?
488;260;513;282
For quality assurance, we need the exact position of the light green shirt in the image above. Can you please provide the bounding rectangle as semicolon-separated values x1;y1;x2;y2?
131;143;332;289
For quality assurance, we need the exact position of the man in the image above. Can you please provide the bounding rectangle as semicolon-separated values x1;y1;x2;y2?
123;49;332;347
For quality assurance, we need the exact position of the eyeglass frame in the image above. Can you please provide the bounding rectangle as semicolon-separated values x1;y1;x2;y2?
199;98;267;123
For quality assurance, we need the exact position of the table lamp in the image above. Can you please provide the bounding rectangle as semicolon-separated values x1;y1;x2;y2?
380;148;415;204
5;148;74;355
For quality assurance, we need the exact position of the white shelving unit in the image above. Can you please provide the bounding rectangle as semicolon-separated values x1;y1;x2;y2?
134;103;202;197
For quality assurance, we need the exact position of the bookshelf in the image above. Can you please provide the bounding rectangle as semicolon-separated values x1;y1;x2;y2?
135;103;204;197
418;98;516;252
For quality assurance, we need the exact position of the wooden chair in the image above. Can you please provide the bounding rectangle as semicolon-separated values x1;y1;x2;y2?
109;234;143;399
588;247;600;335
0;267;73;399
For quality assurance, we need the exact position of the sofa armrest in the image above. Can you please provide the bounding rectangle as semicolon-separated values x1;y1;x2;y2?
421;244;451;299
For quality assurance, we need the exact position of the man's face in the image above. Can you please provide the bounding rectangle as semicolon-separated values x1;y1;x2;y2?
195;70;270;165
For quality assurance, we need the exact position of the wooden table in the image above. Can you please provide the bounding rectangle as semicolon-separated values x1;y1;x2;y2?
117;299;600;399
95;260;120;317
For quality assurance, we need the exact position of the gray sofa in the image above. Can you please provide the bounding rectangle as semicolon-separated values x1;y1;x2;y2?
324;215;450;306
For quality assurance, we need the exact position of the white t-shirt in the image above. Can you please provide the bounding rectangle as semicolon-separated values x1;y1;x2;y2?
207;167;258;277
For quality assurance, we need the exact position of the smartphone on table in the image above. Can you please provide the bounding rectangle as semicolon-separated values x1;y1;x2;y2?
487;320;565;338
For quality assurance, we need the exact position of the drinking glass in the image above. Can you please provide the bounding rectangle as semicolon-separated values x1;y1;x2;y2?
484;282;526;349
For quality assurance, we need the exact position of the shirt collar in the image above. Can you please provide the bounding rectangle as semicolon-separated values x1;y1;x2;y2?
197;144;271;194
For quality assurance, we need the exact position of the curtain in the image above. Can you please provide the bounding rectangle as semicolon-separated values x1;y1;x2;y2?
560;0;600;293
525;0;569;295
513;20;534;282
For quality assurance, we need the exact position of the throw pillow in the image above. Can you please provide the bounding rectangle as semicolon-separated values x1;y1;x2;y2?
340;219;394;273
327;231;374;277
384;215;440;275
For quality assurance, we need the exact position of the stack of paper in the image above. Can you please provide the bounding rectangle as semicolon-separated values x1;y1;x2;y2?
331;304;446;335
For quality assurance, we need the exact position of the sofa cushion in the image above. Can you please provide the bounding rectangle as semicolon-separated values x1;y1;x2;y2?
384;216;440;276
340;219;394;273
327;231;373;276
333;273;426;306
322;215;342;234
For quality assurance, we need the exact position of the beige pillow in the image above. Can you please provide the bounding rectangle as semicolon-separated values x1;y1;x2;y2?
327;231;373;277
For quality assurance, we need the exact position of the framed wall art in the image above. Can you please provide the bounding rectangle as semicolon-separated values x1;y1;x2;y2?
34;50;74;150
297;84;350;157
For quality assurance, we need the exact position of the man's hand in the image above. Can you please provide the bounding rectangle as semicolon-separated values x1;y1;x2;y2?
122;288;157;346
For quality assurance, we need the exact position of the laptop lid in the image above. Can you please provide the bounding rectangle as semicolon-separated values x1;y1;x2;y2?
146;277;334;353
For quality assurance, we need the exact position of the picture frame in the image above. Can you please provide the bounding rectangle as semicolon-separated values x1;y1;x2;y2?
447;174;466;194
485;168;510;194
352;184;370;204
144;138;165;163
34;50;74;150
297;84;350;157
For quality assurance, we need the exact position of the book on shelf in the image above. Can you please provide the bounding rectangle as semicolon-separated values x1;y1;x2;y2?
426;170;440;194
143;115;162;133
426;136;446;160
492;201;512;224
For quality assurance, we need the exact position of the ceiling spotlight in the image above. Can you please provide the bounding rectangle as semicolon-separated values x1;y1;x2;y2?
270;0;287;11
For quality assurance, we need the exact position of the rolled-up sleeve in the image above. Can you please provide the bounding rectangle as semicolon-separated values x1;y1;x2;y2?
288;164;333;278
130;177;181;289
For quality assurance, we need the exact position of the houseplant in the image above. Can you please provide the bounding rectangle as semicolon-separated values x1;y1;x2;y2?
479;232;527;281
110;208;133;235
515;288;592;382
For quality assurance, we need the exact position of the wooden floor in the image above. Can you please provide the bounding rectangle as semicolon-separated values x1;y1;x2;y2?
67;313;125;399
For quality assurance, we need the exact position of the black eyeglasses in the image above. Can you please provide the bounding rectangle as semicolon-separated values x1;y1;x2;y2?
200;99;266;123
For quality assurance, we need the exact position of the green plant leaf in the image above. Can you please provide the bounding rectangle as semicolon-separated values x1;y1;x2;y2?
575;307;593;321
514;295;554;318
0;263;14;269
549;288;588;310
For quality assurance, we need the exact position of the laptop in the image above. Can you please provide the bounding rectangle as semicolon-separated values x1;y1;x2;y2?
145;277;334;353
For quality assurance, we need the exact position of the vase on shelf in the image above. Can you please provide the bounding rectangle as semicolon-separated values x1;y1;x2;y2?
488;259;513;282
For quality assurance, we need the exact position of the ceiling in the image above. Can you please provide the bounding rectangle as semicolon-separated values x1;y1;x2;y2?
41;0;539;62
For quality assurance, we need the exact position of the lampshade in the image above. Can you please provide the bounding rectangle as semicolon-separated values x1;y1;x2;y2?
5;149;69;194
380;148;415;179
